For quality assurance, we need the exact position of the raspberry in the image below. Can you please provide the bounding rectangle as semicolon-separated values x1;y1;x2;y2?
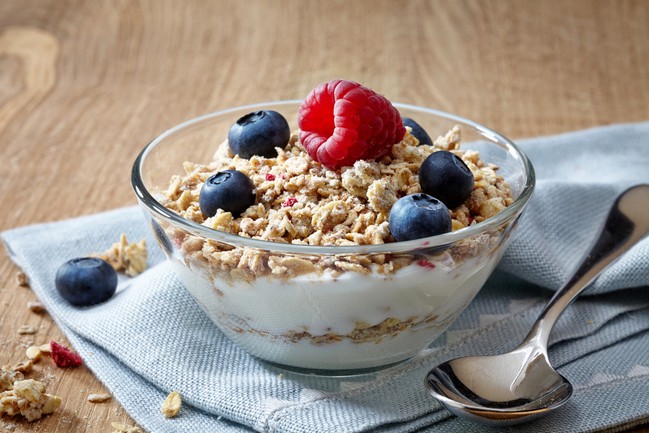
298;80;405;169
50;340;83;368
282;197;298;207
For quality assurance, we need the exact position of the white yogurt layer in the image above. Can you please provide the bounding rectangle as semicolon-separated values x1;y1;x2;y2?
171;249;503;371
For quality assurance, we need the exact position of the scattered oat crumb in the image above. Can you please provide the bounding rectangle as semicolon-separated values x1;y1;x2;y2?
93;234;148;277
16;272;29;288
278;373;285;379
25;346;42;362
38;343;51;354
111;421;144;433
86;393;111;403
17;325;37;335
27;301;46;315
12;361;33;374
161;390;181;418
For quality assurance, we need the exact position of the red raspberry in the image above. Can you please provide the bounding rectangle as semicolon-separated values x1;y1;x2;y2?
298;80;406;169
50;340;83;368
282;197;298;207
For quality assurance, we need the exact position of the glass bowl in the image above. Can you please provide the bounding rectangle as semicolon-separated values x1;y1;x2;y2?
131;100;535;373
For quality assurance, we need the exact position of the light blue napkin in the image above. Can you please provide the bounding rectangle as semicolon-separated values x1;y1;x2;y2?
3;121;649;433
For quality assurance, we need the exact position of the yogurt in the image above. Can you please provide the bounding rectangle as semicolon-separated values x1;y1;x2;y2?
171;246;504;370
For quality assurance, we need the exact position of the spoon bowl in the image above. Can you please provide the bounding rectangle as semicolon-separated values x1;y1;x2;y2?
426;346;572;425
426;184;649;426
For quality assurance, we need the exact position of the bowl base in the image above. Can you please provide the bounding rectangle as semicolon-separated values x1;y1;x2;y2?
260;356;414;378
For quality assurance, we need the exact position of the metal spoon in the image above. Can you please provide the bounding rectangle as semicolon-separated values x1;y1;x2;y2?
425;184;649;426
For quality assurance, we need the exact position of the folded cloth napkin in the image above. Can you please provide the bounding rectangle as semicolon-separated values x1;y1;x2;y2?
3;121;649;433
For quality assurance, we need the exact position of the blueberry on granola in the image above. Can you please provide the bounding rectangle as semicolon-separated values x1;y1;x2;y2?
389;193;452;241
419;150;474;209
199;169;256;218
228;110;290;158
402;117;432;146
55;257;117;306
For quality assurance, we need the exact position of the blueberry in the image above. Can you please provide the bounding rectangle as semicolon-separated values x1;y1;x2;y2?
228;110;290;159
199;169;256;218
389;193;452;241
419;151;474;209
55;257;118;306
402;117;432;146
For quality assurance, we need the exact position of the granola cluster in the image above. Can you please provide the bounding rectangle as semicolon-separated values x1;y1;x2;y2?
0;369;61;422
160;125;512;280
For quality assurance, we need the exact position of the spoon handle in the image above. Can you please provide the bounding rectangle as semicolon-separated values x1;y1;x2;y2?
524;184;649;349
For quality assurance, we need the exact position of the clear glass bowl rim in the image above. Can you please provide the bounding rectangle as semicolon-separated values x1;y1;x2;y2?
131;100;536;255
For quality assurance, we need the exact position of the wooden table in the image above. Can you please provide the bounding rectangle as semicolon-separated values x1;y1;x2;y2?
1;1;648;431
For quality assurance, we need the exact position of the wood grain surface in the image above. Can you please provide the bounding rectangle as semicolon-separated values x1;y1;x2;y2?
1;1;648;431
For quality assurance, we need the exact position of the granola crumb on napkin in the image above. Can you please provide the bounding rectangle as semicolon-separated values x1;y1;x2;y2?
161;390;182;418
93;233;148;277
